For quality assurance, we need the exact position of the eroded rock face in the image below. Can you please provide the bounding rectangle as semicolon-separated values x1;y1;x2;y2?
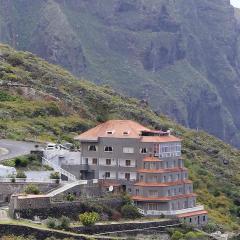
1;0;240;147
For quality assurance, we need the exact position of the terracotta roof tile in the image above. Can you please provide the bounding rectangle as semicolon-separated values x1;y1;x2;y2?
74;120;151;141
177;210;208;218
132;193;197;202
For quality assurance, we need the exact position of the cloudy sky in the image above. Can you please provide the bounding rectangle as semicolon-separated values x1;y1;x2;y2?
231;0;240;8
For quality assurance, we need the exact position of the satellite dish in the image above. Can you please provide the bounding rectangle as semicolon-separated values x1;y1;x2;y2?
109;186;114;192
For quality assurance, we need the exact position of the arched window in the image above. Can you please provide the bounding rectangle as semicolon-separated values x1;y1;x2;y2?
104;146;113;152
88;145;97;151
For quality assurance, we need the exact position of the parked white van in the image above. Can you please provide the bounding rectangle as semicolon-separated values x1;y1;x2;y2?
0;165;17;177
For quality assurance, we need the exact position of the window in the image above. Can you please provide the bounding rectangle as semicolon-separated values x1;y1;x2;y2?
105;172;110;178
88;145;97;151
125;160;131;166
104;146;113;152
92;158;97;165
106;159;111;165
136;189;139;195
106;130;114;135
125;173;130;180
140;148;148;154
203;216;206;221
149;203;158;210
168;189;171;196
123;131;129;135
123;147;134;153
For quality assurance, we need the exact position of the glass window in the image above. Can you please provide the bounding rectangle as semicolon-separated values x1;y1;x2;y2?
140;148;148;154
106;159;111;165
126;160;131;166
92;158;97;165
105;172;110;178
125;173;130;180
104;146;113;152
88;145;97;151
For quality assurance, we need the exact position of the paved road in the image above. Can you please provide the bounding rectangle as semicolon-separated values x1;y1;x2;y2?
0;139;37;161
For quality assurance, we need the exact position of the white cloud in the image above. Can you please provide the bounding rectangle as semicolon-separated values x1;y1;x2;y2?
231;0;240;8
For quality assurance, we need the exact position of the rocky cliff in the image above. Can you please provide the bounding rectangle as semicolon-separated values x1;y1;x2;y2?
1;0;240;147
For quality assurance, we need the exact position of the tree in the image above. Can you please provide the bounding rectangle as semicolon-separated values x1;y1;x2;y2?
79;212;99;226
171;230;184;240
121;204;142;219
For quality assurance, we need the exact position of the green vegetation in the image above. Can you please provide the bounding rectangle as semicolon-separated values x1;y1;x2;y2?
79;212;100;226
121;204;142;220
24;184;40;195
0;44;240;229
65;193;76;202
46;216;70;230
2;154;51;171
16;171;26;179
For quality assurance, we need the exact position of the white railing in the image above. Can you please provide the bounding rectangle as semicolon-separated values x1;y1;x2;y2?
42;157;76;181
141;205;205;216
0;178;57;183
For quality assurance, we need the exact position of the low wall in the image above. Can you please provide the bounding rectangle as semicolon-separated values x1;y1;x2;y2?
11;198;123;220
72;219;180;235
0;182;58;203
0;224;91;240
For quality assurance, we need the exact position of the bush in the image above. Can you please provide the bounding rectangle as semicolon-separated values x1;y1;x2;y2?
171;230;184;240
202;222;219;233
79;212;99;226
111;211;122;221
14;157;28;167
59;216;70;229
16;171;26;179
46;218;57;229
50;172;60;179
121;204;142;219
24;184;40;195
66;193;75;202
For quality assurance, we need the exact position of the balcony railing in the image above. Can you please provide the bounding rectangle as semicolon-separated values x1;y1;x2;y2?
139;205;204;216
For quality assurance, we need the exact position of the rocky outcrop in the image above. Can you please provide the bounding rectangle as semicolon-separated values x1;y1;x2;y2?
1;0;240;147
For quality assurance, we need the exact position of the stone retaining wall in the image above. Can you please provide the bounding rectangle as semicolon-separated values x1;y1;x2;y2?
0;182;58;204
0;224;87;240
10;198;123;220
72;219;180;235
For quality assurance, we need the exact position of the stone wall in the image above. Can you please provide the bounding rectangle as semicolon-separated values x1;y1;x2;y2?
10;197;123;220
71;219;180;234
0;224;87;240
0;182;58;204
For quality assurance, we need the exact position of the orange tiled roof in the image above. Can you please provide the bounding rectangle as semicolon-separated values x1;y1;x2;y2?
132;193;197;202
141;135;182;143
137;167;188;173
177;210;208;218
134;180;192;187
74;120;151;141
143;156;163;162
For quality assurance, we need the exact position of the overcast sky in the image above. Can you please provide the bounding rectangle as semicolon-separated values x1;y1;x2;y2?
231;0;240;8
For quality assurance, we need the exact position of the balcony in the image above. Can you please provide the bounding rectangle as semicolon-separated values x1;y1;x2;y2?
139;205;204;216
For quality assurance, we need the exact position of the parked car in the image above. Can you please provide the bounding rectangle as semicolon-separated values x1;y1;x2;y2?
45;143;60;151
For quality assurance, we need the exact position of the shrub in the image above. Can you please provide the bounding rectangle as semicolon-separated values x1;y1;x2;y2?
24;184;40;195
50;172;60;179
59;216;70;230
171;230;184;240
121;204;142;219
79;212;99;226
14;157;28;167
66;193;75;202
202;222;219;233
16;171;26;179
46;218;57;229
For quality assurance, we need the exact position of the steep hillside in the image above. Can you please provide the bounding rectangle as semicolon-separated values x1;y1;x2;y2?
0;44;240;230
1;0;240;148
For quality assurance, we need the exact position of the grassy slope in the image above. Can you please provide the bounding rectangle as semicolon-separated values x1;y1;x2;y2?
0;44;240;230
